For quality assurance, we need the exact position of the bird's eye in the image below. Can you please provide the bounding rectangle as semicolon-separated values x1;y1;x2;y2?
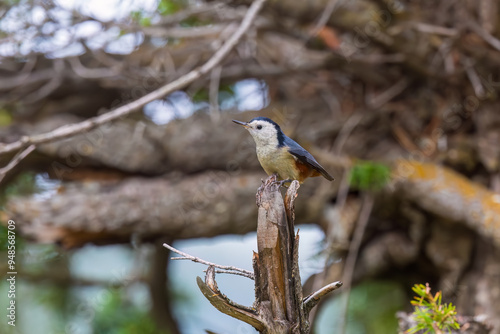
256;125;262;130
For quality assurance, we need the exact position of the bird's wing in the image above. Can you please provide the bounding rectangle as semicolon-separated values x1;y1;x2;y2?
285;137;334;181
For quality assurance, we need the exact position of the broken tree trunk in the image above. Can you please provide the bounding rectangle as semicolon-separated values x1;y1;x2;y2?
195;174;342;333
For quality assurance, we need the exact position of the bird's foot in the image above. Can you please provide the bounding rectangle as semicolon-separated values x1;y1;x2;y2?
274;178;292;188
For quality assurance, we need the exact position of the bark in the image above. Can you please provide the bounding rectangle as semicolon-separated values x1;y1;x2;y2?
195;175;341;333
6;159;500;252
394;160;500;248
5;172;263;247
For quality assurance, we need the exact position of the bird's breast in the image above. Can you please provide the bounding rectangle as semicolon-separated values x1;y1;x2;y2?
256;146;299;180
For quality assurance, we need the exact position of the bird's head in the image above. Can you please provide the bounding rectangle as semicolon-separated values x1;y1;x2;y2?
232;117;285;148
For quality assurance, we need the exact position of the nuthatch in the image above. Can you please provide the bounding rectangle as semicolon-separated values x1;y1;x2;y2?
233;117;334;184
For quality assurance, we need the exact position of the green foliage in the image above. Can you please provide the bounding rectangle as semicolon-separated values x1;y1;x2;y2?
191;88;209;103
0;171;36;202
157;0;182;16
349;161;391;190
0;172;37;250
0;223;25;258
92;289;169;334
179;16;208;27
0;226;10;251
130;11;151;27
408;283;460;334
0;109;12;126
5;0;22;5
139;16;152;27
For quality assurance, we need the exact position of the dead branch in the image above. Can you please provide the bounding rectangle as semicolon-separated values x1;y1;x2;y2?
394;160;500;248
468;21;500;52
196;266;265;331
0;144;35;184
163;243;254;279
210;269;255;279
192;175;342;333
5;172;265;247
303;281;343;316
367;78;410;109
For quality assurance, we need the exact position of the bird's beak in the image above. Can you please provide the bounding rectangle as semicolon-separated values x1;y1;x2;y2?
232;120;249;128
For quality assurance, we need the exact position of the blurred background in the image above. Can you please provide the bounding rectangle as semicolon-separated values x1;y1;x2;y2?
1;0;500;333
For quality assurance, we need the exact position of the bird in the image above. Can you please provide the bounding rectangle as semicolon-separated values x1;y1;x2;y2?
232;117;334;184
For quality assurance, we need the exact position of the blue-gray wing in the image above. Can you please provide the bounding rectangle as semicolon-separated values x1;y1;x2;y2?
284;137;334;181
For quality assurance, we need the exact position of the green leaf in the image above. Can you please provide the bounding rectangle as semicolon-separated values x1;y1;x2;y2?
192;88;209;103
407;284;460;334
349;161;391;190
158;0;181;16
139;16;151;27
130;10;142;21
0;109;12;126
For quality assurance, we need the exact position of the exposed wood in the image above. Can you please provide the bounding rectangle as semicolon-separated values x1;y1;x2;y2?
157;175;343;332
255;175;295;331
164;242;254;279
196;267;264;331
303;281;343;316
194;175;342;333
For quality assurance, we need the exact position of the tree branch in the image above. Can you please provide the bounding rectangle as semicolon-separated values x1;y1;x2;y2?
0;0;267;156
163;243;254;279
0;144;35;184
196;267;265;331
209;269;255;279
302;281;343;316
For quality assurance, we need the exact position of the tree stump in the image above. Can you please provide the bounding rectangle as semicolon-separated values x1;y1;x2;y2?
196;175;342;333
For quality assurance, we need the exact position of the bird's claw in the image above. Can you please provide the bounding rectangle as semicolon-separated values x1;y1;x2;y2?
274;178;292;188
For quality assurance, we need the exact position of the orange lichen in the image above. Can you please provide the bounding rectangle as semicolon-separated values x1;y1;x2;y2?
393;160;500;247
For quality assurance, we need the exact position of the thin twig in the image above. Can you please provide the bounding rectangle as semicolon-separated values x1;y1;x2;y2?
367;78;410;109
23;59;65;103
209;65;222;122
142;24;229;38
0;0;268;156
0;145;36;184
468;20;500;51
338;194;375;334
207;269;255;279
310;0;341;37
333;112;363;155
163;243;254;280
69;56;119;79
463;58;485;98
412;22;458;36
303;281;343;315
